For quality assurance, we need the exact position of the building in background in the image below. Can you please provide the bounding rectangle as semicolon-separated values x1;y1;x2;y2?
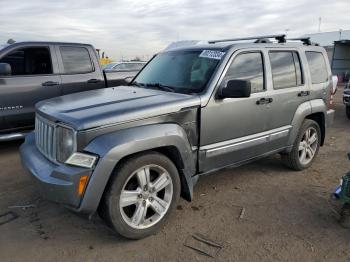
302;30;350;81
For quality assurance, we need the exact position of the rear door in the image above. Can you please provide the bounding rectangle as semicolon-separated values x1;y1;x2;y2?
0;44;61;131
263;49;310;135
57;45;105;95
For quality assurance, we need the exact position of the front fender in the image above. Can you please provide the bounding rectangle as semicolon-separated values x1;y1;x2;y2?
78;123;196;215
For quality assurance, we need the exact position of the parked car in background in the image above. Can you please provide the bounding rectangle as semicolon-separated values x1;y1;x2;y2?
0;41;137;141
103;61;146;71
344;79;350;119
21;34;335;239
103;61;146;87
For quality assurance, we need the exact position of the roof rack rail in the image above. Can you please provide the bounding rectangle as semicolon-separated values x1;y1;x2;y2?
287;37;312;45
208;34;286;44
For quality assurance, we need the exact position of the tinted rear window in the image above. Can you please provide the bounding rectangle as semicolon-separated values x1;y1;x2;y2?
60;46;93;74
305;51;328;84
269;51;303;89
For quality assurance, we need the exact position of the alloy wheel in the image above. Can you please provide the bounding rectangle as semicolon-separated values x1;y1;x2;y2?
298;127;318;166
119;164;173;229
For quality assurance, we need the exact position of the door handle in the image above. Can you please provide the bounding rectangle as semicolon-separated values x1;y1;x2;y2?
298;91;310;97
256;98;273;105
87;79;101;84
42;81;59;86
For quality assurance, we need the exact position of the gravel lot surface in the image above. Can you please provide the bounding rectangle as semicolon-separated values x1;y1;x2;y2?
0;87;349;262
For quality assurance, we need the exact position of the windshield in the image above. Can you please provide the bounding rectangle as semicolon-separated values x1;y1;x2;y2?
132;50;222;94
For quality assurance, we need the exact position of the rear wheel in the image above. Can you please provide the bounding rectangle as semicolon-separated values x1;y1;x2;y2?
282;119;321;171
346;106;350;119
100;152;180;239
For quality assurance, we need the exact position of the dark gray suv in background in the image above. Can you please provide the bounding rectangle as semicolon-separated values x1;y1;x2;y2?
20;35;335;239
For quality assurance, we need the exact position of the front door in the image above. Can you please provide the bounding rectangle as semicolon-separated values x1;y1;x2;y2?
199;50;273;172
0;45;61;131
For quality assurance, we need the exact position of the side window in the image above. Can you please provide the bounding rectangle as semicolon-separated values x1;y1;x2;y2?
124;64;137;70
60;46;93;74
0;47;53;76
305;51;328;84
128;63;144;70
224;52;264;93
136;63;145;70
114;63;127;70
269;51;303;89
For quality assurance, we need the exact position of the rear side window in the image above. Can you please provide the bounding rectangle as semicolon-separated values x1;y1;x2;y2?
60;46;93;74
224;52;265;93
269;51;303;89
305;51;328;84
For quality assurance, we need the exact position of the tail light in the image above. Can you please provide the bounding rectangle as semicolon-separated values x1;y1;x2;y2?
328;87;334;109
328;75;338;109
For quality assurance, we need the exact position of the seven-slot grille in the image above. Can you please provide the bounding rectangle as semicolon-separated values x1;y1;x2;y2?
35;116;56;161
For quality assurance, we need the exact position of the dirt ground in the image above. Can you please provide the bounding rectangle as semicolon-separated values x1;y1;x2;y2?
0;87;350;262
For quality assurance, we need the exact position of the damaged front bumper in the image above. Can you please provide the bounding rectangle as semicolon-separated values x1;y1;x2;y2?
20;132;93;209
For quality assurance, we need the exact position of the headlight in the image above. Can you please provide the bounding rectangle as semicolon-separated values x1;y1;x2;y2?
56;125;76;163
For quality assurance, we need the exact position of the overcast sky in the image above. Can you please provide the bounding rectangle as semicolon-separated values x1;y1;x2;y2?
0;0;349;60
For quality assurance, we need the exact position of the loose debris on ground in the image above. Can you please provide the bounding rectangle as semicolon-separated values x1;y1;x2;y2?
0;211;18;226
184;233;223;258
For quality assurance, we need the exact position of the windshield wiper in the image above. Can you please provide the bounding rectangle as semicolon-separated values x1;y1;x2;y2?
130;81;145;87
145;83;176;93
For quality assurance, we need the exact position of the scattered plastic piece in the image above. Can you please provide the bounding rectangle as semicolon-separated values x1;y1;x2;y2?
239;207;246;220
8;204;36;210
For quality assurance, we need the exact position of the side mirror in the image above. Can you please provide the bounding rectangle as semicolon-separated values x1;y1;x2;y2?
219;79;251;98
0;63;11;76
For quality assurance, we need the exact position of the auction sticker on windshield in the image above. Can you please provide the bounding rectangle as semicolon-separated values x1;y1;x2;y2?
199;50;225;60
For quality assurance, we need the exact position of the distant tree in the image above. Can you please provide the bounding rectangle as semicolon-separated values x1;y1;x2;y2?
7;39;15;44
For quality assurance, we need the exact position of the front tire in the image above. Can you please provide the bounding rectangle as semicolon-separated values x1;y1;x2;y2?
100;151;180;239
283;119;321;171
346;106;350;120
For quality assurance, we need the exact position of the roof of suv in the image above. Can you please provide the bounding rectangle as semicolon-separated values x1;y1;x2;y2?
164;35;323;53
164;42;323;53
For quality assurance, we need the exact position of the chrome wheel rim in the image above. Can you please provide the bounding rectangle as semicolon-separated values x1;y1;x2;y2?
298;127;318;165
119;164;173;229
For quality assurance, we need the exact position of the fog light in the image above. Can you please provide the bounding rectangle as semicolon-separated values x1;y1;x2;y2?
65;152;97;168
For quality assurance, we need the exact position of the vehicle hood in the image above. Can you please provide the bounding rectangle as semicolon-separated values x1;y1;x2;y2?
36;86;201;130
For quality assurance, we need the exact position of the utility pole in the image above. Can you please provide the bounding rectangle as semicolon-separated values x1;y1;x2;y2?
339;28;343;40
318;17;322;33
